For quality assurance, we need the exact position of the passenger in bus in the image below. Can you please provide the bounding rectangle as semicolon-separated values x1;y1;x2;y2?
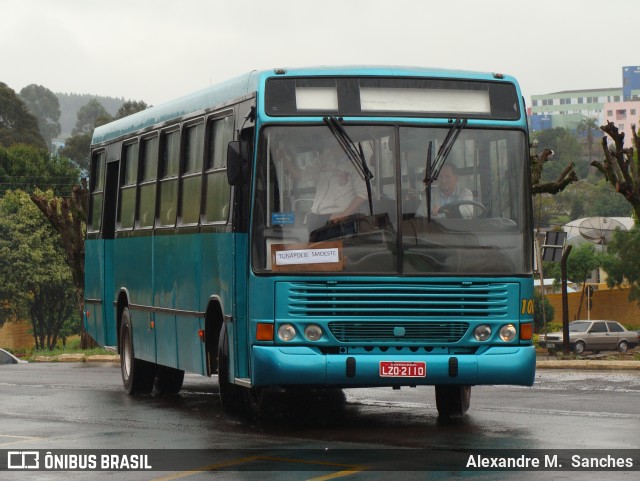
284;145;368;233
416;163;473;218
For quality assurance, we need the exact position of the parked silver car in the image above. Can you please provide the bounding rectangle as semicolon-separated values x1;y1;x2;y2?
540;320;640;354
0;348;27;364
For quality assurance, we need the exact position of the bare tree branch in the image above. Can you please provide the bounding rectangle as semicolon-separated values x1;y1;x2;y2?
531;147;578;195
591;121;640;219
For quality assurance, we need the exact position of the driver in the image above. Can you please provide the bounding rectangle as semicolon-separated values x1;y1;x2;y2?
416;163;474;218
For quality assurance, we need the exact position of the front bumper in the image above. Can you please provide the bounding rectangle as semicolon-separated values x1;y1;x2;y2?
251;345;536;387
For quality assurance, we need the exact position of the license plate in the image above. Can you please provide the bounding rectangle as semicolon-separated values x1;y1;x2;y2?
379;361;426;378
546;343;555;349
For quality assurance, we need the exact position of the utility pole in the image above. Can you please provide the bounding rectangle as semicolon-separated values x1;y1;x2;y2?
561;245;573;355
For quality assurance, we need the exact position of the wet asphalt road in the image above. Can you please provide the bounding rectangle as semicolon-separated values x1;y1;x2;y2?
0;362;639;480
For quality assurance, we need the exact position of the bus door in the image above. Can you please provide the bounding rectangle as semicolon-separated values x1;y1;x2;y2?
227;112;254;382
86;148;119;348
101;158;119;347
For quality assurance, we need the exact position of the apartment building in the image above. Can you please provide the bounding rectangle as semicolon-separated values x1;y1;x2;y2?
602;99;640;142
529;65;640;136
529;88;620;132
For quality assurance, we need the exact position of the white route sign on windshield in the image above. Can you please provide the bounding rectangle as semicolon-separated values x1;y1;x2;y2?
274;248;340;265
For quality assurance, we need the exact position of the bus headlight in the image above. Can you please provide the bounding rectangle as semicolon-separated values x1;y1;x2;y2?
304;324;323;341
277;324;297;342
499;324;517;342
474;325;492;341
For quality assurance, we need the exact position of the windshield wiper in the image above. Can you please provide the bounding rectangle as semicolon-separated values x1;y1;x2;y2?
423;140;434;223
422;118;467;222
323;116;375;217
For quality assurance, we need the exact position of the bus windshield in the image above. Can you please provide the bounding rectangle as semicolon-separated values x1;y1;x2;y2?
252;124;531;276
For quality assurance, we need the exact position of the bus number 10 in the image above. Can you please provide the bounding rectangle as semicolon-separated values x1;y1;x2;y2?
521;298;534;315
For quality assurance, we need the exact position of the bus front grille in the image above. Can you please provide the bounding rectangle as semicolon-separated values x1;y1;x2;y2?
277;281;513;319
328;321;469;342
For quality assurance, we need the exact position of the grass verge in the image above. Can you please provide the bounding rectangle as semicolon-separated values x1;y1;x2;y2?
13;337;112;361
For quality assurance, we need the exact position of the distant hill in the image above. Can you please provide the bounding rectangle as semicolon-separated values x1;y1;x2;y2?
56;93;125;138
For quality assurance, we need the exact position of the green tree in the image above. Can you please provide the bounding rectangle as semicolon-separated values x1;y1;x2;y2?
532;193;560;229
554;179;632;220
548;242;601;319
569;195;586;219
0;144;79;197
19;84;62;150
533;291;554;333
115;100;148;119
59;132;92;172
62;99;112;171
589;180;633;217
0;144;89;346
0;82;46;149
577;116;599;165
60;98;147;171
532;128;583;182
601;226;640;304
72;99;111;135
0;190;79;349
31;182;90;347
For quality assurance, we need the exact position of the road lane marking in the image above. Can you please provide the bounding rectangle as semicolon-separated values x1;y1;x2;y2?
150;456;263;480
305;468;366;481
259;456;366;479
0;434;43;447
149;454;365;481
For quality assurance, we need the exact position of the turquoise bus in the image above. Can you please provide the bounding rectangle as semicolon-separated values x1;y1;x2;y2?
85;66;535;418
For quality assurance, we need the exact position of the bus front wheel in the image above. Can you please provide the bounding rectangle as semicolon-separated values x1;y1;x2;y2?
435;385;471;418
120;307;156;395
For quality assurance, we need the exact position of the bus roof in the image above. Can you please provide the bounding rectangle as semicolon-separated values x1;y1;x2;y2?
91;66;519;145
91;70;261;145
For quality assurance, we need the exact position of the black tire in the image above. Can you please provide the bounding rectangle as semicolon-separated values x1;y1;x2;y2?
153;366;185;396
617;341;629;353
217;324;248;416
120;307;156;395
435;385;471;418
573;341;586;355
244;387;266;420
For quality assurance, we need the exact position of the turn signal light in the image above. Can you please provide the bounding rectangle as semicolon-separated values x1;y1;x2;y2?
256;323;274;341
520;323;533;341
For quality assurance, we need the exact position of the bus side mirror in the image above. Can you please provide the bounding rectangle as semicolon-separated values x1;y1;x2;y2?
227;141;251;186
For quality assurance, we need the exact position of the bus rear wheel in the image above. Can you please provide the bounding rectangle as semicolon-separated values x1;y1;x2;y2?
120;307;156;395
435;385;471;418
153;366;185;396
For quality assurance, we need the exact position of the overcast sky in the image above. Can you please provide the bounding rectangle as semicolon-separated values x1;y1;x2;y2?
2;0;638;106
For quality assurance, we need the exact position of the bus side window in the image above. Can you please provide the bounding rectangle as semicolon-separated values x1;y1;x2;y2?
180;122;205;225
204;115;233;223
88;151;105;233
118;142;139;230
158;130;180;227
138;136;159;229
